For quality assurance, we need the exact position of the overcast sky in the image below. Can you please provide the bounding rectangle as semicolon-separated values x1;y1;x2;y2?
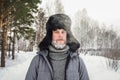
41;0;120;33
61;0;120;31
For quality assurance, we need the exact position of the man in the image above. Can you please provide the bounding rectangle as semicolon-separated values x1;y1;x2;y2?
25;14;89;80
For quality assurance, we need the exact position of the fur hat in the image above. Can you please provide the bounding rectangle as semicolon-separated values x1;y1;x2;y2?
39;14;80;52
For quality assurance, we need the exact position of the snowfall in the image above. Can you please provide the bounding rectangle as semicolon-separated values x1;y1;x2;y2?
0;50;120;80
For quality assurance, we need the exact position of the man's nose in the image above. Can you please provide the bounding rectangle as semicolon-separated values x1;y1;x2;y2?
58;33;63;37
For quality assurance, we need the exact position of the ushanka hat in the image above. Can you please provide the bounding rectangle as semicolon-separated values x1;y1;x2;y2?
39;14;80;52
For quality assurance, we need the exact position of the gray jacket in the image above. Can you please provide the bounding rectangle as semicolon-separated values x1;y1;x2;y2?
25;50;89;80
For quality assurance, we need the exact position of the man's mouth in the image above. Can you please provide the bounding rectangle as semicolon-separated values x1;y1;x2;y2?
57;39;64;41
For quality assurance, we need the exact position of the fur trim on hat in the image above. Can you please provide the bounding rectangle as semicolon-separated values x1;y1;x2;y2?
39;14;80;52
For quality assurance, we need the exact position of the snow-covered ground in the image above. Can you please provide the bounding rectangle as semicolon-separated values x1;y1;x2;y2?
0;51;120;80
81;54;120;80
0;51;36;80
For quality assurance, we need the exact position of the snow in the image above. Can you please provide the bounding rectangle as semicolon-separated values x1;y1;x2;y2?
0;51;120;80
80;54;120;80
0;51;36;80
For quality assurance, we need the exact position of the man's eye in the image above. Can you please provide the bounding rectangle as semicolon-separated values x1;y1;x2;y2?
55;31;59;33
62;31;66;34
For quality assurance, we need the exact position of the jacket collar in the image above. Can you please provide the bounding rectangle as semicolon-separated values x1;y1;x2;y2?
37;50;48;56
37;50;79;58
69;50;79;58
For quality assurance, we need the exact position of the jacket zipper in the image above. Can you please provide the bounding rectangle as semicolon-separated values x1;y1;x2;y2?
42;55;54;79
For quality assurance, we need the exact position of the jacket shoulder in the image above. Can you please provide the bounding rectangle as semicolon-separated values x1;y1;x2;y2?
31;53;45;64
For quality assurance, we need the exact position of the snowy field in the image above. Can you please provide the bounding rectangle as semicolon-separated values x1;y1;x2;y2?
0;51;120;80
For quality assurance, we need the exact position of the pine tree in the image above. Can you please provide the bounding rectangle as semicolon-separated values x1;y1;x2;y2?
0;0;41;67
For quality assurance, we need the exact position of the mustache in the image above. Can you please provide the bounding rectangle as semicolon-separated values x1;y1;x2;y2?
57;39;64;41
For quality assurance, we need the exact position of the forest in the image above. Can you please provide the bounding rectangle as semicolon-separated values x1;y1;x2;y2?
0;0;120;72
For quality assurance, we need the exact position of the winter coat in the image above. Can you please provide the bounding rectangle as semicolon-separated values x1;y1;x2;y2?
25;50;89;80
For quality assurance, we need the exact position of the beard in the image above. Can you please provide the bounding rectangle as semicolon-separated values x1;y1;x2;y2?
51;40;66;49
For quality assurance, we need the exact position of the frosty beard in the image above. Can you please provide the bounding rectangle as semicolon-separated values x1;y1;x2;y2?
51;40;66;49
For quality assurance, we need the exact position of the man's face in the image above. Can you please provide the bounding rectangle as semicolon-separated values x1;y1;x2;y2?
52;29;67;45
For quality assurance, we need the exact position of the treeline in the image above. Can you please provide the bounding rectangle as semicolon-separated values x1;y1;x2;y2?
0;0;41;67
73;8;120;50
73;9;120;71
